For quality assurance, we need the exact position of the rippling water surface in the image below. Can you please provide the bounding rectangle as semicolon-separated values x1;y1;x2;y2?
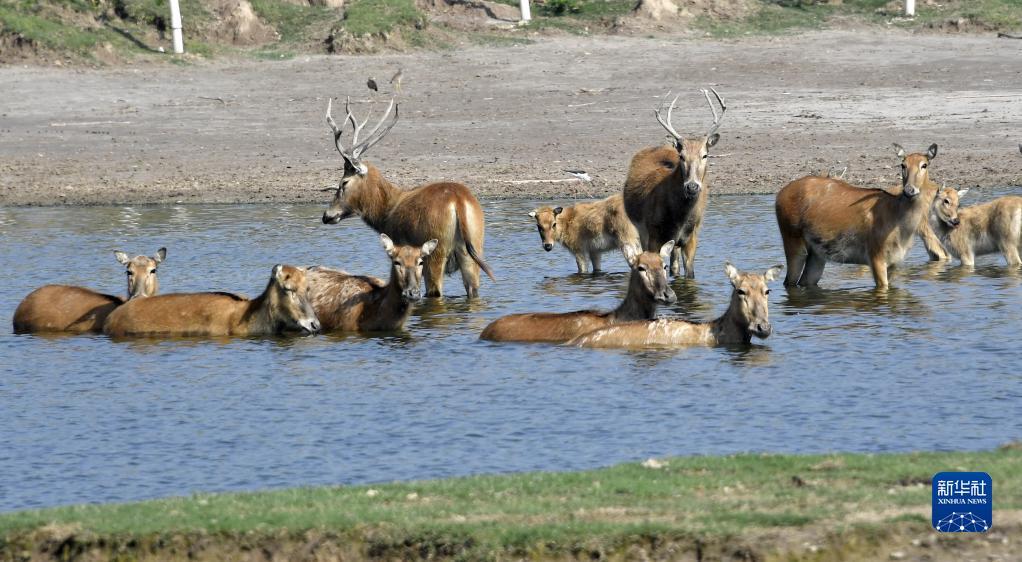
1;192;1021;512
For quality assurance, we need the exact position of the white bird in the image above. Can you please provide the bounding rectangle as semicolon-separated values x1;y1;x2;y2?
564;169;592;182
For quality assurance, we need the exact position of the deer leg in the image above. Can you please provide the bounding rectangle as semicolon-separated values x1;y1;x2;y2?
798;250;826;287
424;251;446;298
682;233;698;279
669;244;682;277
589;250;602;273
457;246;481;298
573;252;588;274
869;254;889;290
1000;242;1021;267
781;234;807;286
960;250;976;268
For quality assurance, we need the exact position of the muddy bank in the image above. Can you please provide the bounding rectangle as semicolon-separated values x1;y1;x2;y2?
1;31;1020;206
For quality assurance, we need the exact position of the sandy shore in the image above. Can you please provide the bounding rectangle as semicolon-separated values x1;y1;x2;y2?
1;30;1020;206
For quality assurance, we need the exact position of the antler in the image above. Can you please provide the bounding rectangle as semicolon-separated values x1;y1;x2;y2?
702;87;727;138
326;96;399;165
654;88;728;142
654;90;683;142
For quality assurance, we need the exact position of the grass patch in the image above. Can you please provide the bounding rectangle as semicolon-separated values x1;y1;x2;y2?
1;448;1018;559
248;0;337;44
342;0;424;37
0;5;105;54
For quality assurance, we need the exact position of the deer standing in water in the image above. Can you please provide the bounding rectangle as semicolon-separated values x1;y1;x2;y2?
929;186;1022;267
479;241;677;343
13;248;165;334
775;144;943;289
569;263;783;348
320;97;494;298
623;88;726;278
103;265;320;337
528;194;640;273
307;234;438;332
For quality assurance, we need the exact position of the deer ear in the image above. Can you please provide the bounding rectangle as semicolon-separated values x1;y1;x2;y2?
957;188;969;199
927;143;938;160
273;264;285;283
893;143;906;158
421;239;439;257
764;264;784;282
724;261;741;287
114;251;130;265
658;240;675;264
379;233;396;256
553;206;564;216
706;133;720;148
154;248;167;264
528;210;537;218
622;244;641;267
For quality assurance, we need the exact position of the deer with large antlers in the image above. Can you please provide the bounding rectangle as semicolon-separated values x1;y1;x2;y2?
320;96;494;298
623;88;726;279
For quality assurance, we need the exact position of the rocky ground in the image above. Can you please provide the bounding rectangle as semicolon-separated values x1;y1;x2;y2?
1;30;1020;206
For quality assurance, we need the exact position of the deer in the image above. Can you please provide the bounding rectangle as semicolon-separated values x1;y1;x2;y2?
622;88;726;279
775;144;943;289
929;186;1022;267
103;265;320;337
320;96;494;298
479;241;677;343
569;263;783;348
307;234;439;332
13;248;166;334
528;194;640;273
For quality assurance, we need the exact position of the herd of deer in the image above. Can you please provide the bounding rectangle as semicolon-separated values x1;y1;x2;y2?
12;90;1022;350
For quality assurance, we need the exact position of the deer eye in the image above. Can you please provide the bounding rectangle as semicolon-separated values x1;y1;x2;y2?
552;223;557;229
637;266;647;272
943;199;950;205
765;289;771;295
737;289;747;296
417;260;423;266
150;269;157;274
921;163;928;169
702;154;708;159
126;271;133;276
393;261;401;266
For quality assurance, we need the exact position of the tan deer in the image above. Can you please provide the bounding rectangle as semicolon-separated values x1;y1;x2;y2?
623;88;726;278
929;186;1022;267
13;248;166;334
528;194;640;273
320;97;494;298
479;241;677;343
103;265;320;337
775;144;942;289
569;263;783;349
307;234;438;332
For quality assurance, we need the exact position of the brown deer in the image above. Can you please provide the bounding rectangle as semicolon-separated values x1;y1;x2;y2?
103;265;320;337
13;248;165;334
528;194;640;273
320;97;494;298
307;234;438;332
569;262;783;348
929;186;1022;267
623;88;726;278
775;144;942;289
479;241;677;343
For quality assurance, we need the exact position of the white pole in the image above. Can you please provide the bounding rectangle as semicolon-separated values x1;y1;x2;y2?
519;0;531;22
169;0;184;54
905;0;915;17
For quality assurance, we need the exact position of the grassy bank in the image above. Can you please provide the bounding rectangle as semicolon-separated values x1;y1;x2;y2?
1;448;1020;560
1;0;1020;65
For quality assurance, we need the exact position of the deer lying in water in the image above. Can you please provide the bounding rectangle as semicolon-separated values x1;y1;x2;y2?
528;194;640;273
104;265;320;337
13;248;165;334
479;241;676;343
775;144;942;289
569;263;783;348
321;97;494;298
623;88;726;278
930;186;1022;267
307;234;438;332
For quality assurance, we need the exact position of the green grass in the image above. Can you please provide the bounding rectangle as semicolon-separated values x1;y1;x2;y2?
342;0;424;37
248;0;337;44
1;448;1019;559
0;5;106;53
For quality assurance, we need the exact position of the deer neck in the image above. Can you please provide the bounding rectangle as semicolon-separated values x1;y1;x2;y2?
240;281;277;335
352;167;401;231
554;207;577;242
610;273;657;321
711;299;751;345
375;269;412;323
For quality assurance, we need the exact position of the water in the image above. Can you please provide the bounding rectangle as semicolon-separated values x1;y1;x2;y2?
1;192;1021;512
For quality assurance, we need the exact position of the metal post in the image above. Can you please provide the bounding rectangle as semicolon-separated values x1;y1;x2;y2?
169;0;184;54
905;0;915;17
520;0;531;22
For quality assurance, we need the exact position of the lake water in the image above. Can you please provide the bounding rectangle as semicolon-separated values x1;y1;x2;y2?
1;192;1020;512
